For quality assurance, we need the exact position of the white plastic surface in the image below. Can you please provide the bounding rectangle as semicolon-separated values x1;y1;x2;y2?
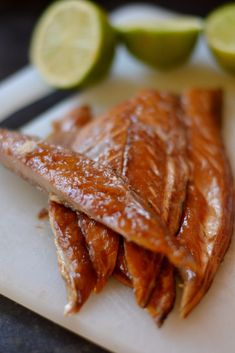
0;5;235;353
0;66;52;121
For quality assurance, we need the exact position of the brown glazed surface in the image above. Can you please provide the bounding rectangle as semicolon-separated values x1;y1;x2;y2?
0;129;192;268
179;89;234;317
49;201;96;314
72;90;188;318
48;106;119;293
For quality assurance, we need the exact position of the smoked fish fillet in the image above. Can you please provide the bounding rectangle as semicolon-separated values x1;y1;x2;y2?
0;128;193;269
49;200;97;314
179;89;234;317
113;241;132;287
72;90;188;313
72;97;162;306
48;106;98;312
147;258;176;327
122;90;188;314
50;103;130;291
78;213;119;292
48;106;119;293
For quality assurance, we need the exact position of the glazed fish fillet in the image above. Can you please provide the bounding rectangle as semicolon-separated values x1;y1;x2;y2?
113;241;132;287
78;213;119;292
72;96;162;306
147;258;176;327
50;104;123;292
48;106;119;292
122;90;188;315
72;90;188;314
48;106;99;312
49;200;97;314
179;89;234;317
0;129;193;269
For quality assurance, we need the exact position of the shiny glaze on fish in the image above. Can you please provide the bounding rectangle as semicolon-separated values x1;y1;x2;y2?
73;90;189;311
147;258;176;327
48;105;109;311
123;91;188;311
131;91;187;320
179;89;234;317
47;105;92;149
78;213;119;292
124;241;162;306
49;200;96;314
0;129;193;268
48;106;119;292
113;241;132;287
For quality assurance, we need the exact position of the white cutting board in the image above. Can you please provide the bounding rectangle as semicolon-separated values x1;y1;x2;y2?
1;4;235;353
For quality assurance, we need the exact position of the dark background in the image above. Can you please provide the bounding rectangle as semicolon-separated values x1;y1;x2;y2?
0;1;227;353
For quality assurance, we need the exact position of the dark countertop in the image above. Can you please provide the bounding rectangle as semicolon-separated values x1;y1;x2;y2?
0;296;107;353
0;1;227;352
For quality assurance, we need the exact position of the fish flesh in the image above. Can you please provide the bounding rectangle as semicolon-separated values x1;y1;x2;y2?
0;88;230;323
48;106;119;292
120;90;188;313
124;242;162;306
147;258;176;327
179;89;234;317
0;129;193;269
72;90;188;311
49;200;96;314
48;106;102;311
78;213;119;292
113;241;132;287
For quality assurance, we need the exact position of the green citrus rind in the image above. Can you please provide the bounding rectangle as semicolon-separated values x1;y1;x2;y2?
116;18;202;70
206;3;235;73
30;0;116;89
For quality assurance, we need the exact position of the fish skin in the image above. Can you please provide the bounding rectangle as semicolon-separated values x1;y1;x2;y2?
73;90;189;312
48;106;119;293
113;240;132;288
124;241;162;307
49;200;97;314
129;90;188;322
122;91;188;310
0;129;194;268
124;90;189;236
47;105;93;149
73;100;163;305
179;89;234;317
147;258;176;327
71;103;136;290
121;120;167;307
78;213;119;292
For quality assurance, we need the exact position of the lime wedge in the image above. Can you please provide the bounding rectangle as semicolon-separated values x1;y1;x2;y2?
116;18;202;70
206;4;235;73
30;0;116;88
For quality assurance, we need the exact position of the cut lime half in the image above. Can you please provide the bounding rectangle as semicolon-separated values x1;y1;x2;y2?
30;0;116;89
116;18;202;70
206;3;235;73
